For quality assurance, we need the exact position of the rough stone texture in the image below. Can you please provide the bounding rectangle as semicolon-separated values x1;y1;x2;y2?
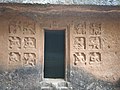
0;0;120;5
0;67;42;90
0;4;120;90
70;67;120;90
40;79;73;90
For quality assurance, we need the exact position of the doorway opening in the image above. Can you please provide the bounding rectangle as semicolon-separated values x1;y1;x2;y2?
44;30;65;78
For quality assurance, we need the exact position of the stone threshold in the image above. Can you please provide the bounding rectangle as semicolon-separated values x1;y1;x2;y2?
43;78;67;86
40;78;73;90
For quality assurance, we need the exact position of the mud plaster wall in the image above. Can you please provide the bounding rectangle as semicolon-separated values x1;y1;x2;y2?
0;4;120;90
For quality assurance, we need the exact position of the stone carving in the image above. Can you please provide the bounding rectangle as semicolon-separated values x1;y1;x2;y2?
23;53;36;66
73;37;85;50
74;22;86;35
89;37;101;49
89;52;101;64
73;52;86;65
9;52;21;63
9;36;21;49
89;23;101;35
24;37;36;48
9;21;21;34
9;20;36;35
72;22;102;66
23;22;36;35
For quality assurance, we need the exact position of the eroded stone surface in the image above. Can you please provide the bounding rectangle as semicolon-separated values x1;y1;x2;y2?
70;67;119;90
0;67;42;90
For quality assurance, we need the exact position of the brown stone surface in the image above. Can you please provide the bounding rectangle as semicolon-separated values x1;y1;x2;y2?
0;4;120;90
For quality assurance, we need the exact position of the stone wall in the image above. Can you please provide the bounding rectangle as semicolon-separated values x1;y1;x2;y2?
0;4;120;90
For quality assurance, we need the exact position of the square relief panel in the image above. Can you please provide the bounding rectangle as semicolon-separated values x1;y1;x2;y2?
89;52;101;64
73;52;86;65
73;37;86;50
9;36;21;49
24;37;36;49
74;22;86;35
23;53;36;67
9;52;21;64
89;37;101;49
89;23;101;35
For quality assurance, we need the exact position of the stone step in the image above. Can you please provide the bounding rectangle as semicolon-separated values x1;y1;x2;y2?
40;79;73;90
41;87;53;90
57;87;69;90
41;87;69;90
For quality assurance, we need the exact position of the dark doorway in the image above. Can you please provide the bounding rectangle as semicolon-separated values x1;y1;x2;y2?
44;30;65;78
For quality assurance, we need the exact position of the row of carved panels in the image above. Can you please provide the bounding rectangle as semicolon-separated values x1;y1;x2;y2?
9;52;36;67
9;21;101;35
9;20;36;35
73;22;102;35
9;36;36;49
73;36;101;50
73;52;101;65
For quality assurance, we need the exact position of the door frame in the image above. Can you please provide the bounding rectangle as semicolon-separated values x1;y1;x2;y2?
41;26;70;81
44;30;65;78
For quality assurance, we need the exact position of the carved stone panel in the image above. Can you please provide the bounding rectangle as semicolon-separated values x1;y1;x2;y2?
9;52;21;64
74;22;86;35
9;20;36;35
23;53;36;67
23;21;36;35
89;52;101;64
24;37;36;49
8;18;37;69
9;21;21;34
73;52;86;65
72;22;102;66
9;36;21;49
89;37;101;49
73;37;86;50
89;23;101;35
